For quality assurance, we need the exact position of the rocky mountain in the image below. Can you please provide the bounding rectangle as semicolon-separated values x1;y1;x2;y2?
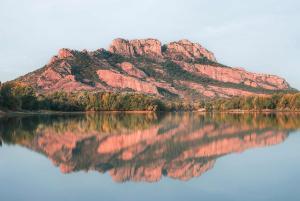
16;38;293;100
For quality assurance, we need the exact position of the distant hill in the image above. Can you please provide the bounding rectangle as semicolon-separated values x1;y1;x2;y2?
15;38;293;100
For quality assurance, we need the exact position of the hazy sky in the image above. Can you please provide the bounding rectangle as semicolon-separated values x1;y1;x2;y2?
1;0;299;89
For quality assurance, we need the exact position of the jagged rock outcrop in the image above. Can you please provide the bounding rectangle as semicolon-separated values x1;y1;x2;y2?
164;39;217;62
14;38;294;99
58;48;74;59
108;38;217;62
109;38;163;59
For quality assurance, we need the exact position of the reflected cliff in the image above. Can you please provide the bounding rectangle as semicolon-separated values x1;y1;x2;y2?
1;112;300;183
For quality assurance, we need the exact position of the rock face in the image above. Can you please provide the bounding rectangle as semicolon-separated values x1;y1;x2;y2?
57;48;74;59
118;62;147;79
179;62;290;90
165;39;217;62
97;70;159;95
108;38;216;62
109;38;163;59
15;38;294;99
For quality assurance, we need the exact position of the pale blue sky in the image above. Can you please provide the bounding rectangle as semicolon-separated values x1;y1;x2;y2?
0;0;299;89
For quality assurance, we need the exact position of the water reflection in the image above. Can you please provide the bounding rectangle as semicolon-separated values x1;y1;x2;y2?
1;112;300;183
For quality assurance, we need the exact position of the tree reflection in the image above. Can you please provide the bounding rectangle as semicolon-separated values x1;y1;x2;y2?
1;112;300;182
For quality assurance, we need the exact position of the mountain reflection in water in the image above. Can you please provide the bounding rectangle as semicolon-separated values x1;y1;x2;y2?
0;112;300;183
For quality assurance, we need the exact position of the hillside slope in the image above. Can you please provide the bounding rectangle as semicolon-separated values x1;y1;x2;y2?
16;38;292;100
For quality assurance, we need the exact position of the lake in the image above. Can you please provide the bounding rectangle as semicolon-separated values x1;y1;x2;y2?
1;112;300;201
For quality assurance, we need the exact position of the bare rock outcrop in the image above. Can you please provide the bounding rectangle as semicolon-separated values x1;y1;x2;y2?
108;38;216;62
178;62;290;90
109;38;163;59
180;81;263;98
97;69;159;95
58;48;74;59
164;39;217;62
118;62;146;79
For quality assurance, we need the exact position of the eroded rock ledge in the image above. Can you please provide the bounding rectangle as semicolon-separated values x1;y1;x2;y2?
108;38;217;62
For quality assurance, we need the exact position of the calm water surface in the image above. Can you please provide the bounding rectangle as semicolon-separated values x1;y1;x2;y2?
0;113;300;201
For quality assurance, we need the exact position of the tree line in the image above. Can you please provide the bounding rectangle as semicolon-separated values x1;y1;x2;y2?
0;81;299;112
205;93;300;111
0;82;165;111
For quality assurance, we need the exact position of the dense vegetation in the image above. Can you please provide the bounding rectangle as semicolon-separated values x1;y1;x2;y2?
206;93;300;111
0;82;37;110
0;81;299;112
0;82;165;112
41;91;164;111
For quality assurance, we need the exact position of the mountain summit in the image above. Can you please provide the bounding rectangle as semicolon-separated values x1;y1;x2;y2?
16;38;292;100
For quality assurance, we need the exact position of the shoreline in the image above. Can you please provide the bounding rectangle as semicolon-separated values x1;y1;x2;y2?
0;110;156;117
198;109;300;114
0;109;300;117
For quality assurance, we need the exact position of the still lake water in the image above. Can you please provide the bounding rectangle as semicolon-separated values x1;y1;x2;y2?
0;112;300;201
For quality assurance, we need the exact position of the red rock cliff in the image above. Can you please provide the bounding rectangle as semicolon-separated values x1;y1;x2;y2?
15;38;294;99
109;38;163;59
